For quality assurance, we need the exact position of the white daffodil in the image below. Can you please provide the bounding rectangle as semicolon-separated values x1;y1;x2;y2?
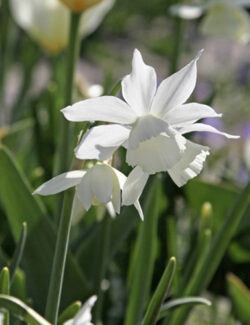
63;295;97;325
33;162;144;219
62;48;238;198
170;0;250;43
10;0;115;54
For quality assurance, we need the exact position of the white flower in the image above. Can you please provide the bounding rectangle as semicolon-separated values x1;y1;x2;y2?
33;162;144;219
10;0;115;53
63;295;96;325
62;49;238;203
170;0;250;43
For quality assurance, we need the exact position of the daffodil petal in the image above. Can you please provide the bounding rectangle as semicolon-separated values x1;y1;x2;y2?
69;296;97;325
128;115;168;149
180;123;240;138
126;134;184;174
62;96;137;124
122;49;157;115
122;166;149;205
111;169;121;214
90;164;113;203
33;170;85;195
75;124;130;160
76;171;94;211
164;103;221;126
134;200;144;220
112;168;127;188
151;51;203;117
168;140;209;187
106;202;116;218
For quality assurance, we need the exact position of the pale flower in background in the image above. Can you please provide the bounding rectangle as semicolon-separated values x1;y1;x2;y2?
62;48;238;207
33;162;144;219
170;0;250;43
63;296;97;325
10;0;115;54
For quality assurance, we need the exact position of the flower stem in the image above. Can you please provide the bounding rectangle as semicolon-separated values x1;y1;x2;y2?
45;12;81;324
54;12;81;175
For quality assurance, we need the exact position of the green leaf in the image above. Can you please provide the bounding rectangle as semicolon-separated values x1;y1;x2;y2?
57;301;82;325
227;273;250;324
158;297;211;319
9;222;27;283
0;294;51;325
0;146;90;312
0;267;10;325
124;178;162;325
142;257;176;325
168;182;250;325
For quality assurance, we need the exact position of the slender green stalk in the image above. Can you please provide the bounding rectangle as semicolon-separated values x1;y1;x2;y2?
93;216;111;323
44;12;81;323
54;12;81;175
170;18;184;74
45;191;73;323
168;182;250;325
141;257;176;325
10;222;27;283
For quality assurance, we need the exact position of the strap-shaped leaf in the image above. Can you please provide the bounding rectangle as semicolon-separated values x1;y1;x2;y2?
0;294;51;325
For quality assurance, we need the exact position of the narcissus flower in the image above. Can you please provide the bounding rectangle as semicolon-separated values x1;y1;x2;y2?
170;0;250;43
62;49;238;188
10;0;115;53
33;162;143;219
61;0;103;12
63;295;96;325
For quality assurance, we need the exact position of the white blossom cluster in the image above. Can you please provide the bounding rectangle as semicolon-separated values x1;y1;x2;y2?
34;49;238;219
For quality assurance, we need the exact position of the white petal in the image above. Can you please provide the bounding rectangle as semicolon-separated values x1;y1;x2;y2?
111;168;127;188
80;0;115;38
169;4;204;19
122;49;157;115
75;124;130;160
164;103;221;126
126;134;184;174
71;296;97;325
62;96;137;124
168;141;209;187
151;51;203;118
134;200;144;220
180;123;240;139
33;170;85;196
106;202;116;218
122;166;149;205
76;171;94;211
110;168;122;214
128;115;168;149
71;193;85;225
90;164;113;203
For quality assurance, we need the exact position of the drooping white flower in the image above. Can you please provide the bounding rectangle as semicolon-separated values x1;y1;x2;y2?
33;162;144;219
62;49;238;202
170;0;250;43
63;295;97;325
10;0;115;54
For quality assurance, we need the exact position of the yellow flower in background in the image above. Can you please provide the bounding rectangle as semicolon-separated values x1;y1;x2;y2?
60;0;103;12
170;0;250;44
10;0;115;54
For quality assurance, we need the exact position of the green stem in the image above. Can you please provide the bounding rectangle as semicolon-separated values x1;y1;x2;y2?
45;191;73;323
54;12;81;175
45;13;81;323
170;18;184;74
